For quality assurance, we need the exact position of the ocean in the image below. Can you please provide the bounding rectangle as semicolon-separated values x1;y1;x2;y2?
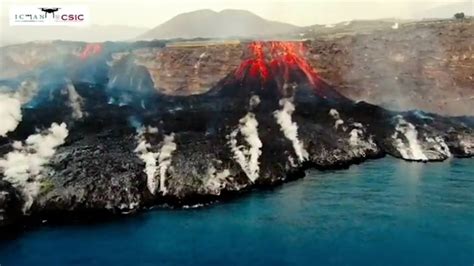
1;157;473;266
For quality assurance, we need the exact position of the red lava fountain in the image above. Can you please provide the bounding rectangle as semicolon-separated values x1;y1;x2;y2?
79;43;103;60
234;41;321;90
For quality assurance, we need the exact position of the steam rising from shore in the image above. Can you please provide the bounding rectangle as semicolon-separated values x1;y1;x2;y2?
0;122;69;211
157;134;177;194
392;116;427;161
134;127;177;195
329;108;345;131
0;94;22;137
134;126;159;194
228;95;262;182
274;98;308;162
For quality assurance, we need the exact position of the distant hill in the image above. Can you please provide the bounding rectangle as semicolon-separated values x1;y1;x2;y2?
138;9;299;40
414;2;473;19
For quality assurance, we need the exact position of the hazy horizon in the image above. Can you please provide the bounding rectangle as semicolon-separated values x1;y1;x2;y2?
0;0;472;44
1;0;472;28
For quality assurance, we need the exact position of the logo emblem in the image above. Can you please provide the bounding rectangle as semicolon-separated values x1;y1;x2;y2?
10;5;89;26
39;8;60;18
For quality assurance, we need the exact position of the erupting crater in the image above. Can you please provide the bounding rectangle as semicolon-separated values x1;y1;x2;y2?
234;41;325;95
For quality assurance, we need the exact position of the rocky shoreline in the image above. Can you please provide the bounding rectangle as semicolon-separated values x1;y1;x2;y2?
1;81;472;232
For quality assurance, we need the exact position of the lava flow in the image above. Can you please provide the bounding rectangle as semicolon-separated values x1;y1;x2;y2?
234;41;322;90
79;43;103;60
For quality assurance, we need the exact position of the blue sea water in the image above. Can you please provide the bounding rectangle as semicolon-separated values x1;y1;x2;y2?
0;157;473;266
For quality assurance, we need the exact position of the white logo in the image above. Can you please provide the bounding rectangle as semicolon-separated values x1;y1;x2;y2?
9;5;90;26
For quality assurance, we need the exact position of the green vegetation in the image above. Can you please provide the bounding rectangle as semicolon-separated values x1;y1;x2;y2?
39;180;55;196
454;12;465;19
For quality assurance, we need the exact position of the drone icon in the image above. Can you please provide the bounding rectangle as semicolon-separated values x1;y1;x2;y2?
39;8;60;18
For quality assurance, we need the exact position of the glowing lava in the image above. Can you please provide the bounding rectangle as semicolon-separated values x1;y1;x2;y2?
234;41;321;89
269;42;319;87
235;42;270;85
79;43;103;60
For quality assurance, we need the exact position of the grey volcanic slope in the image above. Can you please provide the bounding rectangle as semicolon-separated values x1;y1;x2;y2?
139;9;299;40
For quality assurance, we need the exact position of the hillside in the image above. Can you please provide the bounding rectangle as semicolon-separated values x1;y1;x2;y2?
139;9;298;40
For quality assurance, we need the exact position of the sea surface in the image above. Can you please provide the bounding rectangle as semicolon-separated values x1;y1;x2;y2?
1;157;473;266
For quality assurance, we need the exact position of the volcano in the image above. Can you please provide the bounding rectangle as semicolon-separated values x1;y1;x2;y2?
0;40;473;230
212;41;346;101
234;41;321;90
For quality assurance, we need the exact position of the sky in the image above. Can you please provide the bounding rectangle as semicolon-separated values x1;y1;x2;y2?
0;0;471;27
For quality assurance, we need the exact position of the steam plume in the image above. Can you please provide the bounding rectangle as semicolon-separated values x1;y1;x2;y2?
0;122;69;211
194;52;207;69
348;122;377;153
134;127;176;195
329;108;345;131
228;96;262;182
391;116;427;161
0;94;22;137
66;82;84;119
458;135;473;155
157;134;177;194
425;135;451;157
206;166;230;194
134;126;159;194
349;128;363;147
274;98;308;162
0;80;42;137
